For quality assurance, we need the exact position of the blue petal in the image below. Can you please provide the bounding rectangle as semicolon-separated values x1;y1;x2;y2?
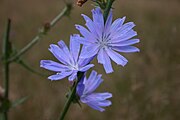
81;14;98;37
75;25;91;39
104;9;113;33
86;101;105;112
117;22;136;35
96;100;112;107
80;93;112;112
86;70;97;80
40;60;68;72
75;36;94;46
68;71;77;81
92;7;104;37
70;34;81;62
113;46;140;53
78;57;94;67
49;44;69;65
84;74;103;94
79;64;94;72
48;71;73;81
105;48;128;66
111;21;136;40
111;39;140;46
58;40;74;64
84;70;97;87
97;48;105;64
81;92;112;102
92;7;104;25
82;76;87;84
77;81;85;96
80;44;99;58
97;49;113;73
89;93;112;100
112;30;137;43
118;30;137;41
78;46;95;66
77;75;86;96
111;16;126;33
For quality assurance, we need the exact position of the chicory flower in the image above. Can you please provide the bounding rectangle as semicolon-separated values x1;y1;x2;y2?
76;7;140;73
40;34;94;81
77;70;112;112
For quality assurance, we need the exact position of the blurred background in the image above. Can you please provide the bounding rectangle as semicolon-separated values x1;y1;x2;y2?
0;0;180;120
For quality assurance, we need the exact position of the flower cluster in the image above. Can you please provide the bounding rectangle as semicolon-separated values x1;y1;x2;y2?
40;7;139;112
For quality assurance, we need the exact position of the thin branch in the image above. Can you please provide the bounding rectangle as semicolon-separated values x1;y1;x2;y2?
17;59;48;77
8;4;72;63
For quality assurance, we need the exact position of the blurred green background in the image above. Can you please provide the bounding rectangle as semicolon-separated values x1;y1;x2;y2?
0;0;180;120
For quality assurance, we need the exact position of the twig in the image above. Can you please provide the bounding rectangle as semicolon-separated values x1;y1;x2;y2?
8;4;72;62
17;59;48;77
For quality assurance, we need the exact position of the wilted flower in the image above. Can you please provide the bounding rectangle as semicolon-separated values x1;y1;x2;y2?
75;7;140;73
40;34;94;81
77;70;112;112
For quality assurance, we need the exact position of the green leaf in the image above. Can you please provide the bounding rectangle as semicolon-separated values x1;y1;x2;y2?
11;96;29;108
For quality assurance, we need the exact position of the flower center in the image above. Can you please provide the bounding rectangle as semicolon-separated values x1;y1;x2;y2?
69;63;79;70
98;33;111;48
99;41;108;48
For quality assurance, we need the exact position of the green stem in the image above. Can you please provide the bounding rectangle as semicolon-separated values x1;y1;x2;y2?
103;0;115;23
59;72;84;120
2;19;11;120
0;113;7;120
17;59;48;77
50;4;71;28
8;4;72;62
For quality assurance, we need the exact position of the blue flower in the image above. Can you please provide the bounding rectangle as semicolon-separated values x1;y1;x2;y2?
40;34;94;81
77;70;112;112
75;7;140;73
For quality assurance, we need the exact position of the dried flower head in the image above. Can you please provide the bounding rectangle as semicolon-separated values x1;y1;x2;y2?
77;0;88;7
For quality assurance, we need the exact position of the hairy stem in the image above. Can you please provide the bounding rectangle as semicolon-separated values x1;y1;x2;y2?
8;4;72;62
59;72;84;120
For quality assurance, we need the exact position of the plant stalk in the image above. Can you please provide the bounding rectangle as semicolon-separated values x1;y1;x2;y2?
59;72;84;120
8;5;72;62
2;19;11;120
103;0;115;23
